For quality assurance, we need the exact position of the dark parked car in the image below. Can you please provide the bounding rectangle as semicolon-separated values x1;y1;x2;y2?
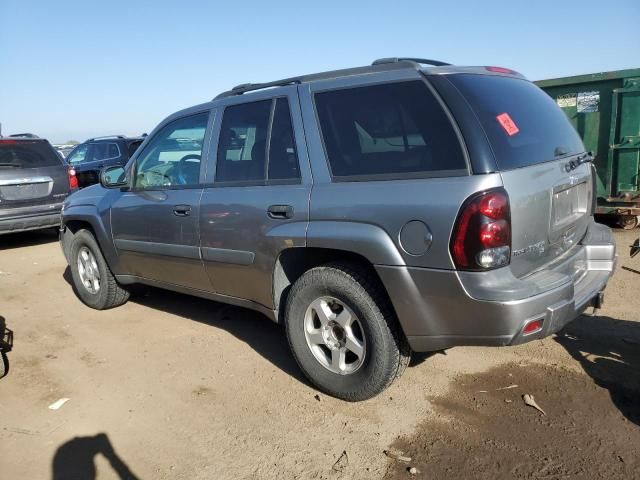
65;135;145;188
0;135;77;234
60;58;616;401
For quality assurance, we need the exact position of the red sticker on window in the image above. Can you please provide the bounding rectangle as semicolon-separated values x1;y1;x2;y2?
496;112;519;136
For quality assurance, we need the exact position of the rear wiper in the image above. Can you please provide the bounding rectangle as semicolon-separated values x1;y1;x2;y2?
0;163;21;168
565;152;594;172
554;146;570;157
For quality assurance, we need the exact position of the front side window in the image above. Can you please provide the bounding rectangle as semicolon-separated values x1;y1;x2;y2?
216;97;301;184
134;112;209;188
314;81;466;179
66;144;89;164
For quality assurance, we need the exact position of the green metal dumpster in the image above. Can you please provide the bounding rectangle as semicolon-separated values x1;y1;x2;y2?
536;69;640;228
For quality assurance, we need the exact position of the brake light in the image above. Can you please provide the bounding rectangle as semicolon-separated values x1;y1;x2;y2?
485;66;516;74
0;140;18;144
68;167;79;189
450;189;511;270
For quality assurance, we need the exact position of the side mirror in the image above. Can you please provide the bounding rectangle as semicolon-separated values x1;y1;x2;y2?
100;165;128;188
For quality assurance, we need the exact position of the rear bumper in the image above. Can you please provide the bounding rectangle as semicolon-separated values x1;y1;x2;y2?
0;212;61;234
377;220;616;352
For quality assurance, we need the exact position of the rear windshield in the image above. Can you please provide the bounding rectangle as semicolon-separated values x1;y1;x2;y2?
315;81;467;179
448;74;585;170
0;140;62;168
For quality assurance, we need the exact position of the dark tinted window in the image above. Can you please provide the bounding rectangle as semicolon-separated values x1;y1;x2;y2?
89;143;120;161
216;100;271;183
448;74;585;170
315;81;466;178
268;98;300;181
0;140;61;168
128;140;143;157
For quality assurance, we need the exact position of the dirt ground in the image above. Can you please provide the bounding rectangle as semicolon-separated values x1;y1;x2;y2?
0;227;639;480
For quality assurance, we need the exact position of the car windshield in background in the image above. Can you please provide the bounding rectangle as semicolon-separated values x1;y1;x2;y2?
0;140;61;168
447;74;585;170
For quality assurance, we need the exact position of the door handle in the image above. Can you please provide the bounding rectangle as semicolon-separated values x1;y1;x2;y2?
173;204;192;217
267;205;294;219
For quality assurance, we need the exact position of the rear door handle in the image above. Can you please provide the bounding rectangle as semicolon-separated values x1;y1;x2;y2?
267;205;294;219
173;204;192;217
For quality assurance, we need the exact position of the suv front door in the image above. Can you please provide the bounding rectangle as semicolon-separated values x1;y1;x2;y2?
110;111;213;291
200;87;311;310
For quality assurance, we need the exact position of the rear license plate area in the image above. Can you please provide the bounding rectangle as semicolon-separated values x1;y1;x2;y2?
552;182;588;228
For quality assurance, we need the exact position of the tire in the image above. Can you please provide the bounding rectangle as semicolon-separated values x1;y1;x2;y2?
285;262;410;401
69;229;129;310
618;215;639;230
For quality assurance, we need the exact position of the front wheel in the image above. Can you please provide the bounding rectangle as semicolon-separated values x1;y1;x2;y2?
285;263;410;401
69;229;129;310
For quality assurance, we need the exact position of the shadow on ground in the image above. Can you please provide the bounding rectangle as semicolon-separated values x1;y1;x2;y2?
0;228;58;250
555;314;640;427
0;315;12;379
62;267;311;387
52;433;139;480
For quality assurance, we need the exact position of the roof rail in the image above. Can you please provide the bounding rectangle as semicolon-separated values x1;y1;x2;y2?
215;78;302;100
372;57;451;67
86;135;126;142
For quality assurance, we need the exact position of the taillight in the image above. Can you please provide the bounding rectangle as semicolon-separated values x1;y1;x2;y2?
68;167;79;189
450;189;511;270
485;66;516;74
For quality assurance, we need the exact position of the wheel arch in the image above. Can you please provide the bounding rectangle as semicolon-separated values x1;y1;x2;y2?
61;206;116;268
273;247;393;325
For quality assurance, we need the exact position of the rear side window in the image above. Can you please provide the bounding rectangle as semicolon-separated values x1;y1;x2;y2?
314;81;466;179
128;140;143;157
448;74;585;170
268;98;300;181
0;140;61;168
217;100;271;183
89;143;120;161
216;97;301;184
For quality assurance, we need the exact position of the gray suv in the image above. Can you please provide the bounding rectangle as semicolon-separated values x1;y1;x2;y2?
1;135;77;234
60;58;616;401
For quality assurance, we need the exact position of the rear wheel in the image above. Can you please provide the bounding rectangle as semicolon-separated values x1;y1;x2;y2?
285;262;410;401
69;230;129;309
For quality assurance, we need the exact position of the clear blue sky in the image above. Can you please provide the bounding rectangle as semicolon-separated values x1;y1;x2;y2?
1;0;638;143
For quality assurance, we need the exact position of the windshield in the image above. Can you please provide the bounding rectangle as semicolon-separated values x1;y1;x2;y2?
0;140;62;168
448;74;585;170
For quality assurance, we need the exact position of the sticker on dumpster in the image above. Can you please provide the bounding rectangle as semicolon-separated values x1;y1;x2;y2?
496;113;520;136
577;91;599;113
556;94;577;108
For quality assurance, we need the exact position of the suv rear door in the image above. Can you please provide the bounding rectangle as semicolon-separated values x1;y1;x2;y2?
199;86;311;309
0;139;69;218
440;73;591;277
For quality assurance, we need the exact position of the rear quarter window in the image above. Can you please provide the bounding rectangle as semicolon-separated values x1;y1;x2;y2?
314;81;467;180
447;74;585;170
0;141;62;168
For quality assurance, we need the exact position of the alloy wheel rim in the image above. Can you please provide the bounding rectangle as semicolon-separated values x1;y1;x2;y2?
77;246;101;294
304;296;366;375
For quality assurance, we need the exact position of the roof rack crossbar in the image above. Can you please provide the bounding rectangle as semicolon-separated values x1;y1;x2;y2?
372;57;451;67
214;78;302;99
86;135;126;142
